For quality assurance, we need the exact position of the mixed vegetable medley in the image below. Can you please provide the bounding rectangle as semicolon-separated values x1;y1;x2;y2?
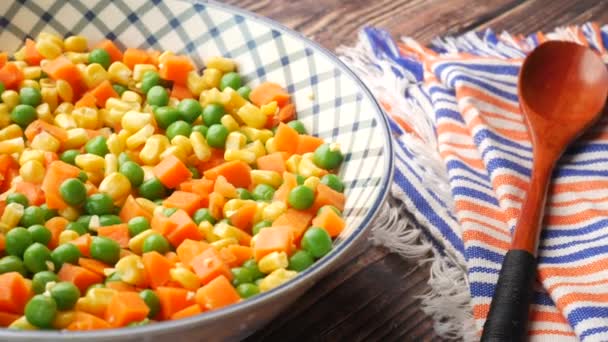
0;32;347;330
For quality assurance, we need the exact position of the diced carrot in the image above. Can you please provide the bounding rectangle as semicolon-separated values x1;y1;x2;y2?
122;48;151;70
272;208;314;244
203;160;251;188
0;311;19;327
253;226;293;261
155;287;195;320
195;275;240;311
151;212;177;236
229;202;257;232
256;152;286;174
147;50;161;65
43;151;59;167
105;291;149;327
274;123;299;154
42;55;86;97
189;248;232;285
249;82;291;107
44;216;69;249
312;183;346;212
71;234;92;257
312;207;345;237
0;272;31;314
208;192;225;220
273;172;297;204
105;280;137;293
195;148;225;173
0;234;5;253
66;312;112;330
225;245;253;266
0;155;18;193
15;181;45;206
171;83;194;100
119;195;152;223
176;239;209;267
142;251;174;289
213;175;237;198
0;62;24;90
94;39;123;63
159;55;194;85
153;155;192;189
58;263;104;294
0;52;7;68
165;251;179;264
296;134;324;154
170;304;202;320
163;191;204;216
24;120;68;144
166;209;202;247
78;257;109;276
90;80;118;107
278;103;296;122
97;224;130;248
41;160;81;210
24;38;44;66
179;178;214;194
75;91;97;108
218;248;238;267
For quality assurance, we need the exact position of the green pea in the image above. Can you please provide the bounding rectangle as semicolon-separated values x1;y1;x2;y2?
202;104;225;126
242;259;264;280
20;206;45;227
19;87;42;107
205;124;228;148
236;283;259;298
25;294;57;328
50;281;80;310
192;208;216;225
287;120;307;134
118;152;132;166
138;178;166;200
88;48;111;69
252;184;275;202
5;227;32;257
142;234;170;254
141;71;161;94
288;250;314;271
236;188;253;200
85;135;109;156
154;106;181;129
320;174;345;192
236;86;251;100
66;221;88;235
32;271;59;294
27;224;51;245
177;98;202;123
313;144;344;170
84;193;114;215
0;82;4;95
295;174;306;185
128;216;150;237
231;267;253;287
188;166;201;179
11;104;37;127
99;214;122;226
90;236;121;265
166;120;192;141
39;204;57;221
60;149;80;165
219;72;242;91
0;256;27;276
139;289;160;318
301;227;333;258
112;84;127;96
288;185;315;210
252;220;272;236
51;243;81;269
23;243;53;273
6;193;28;207
59;178;87;206
76;215;92;227
147;85;169;107
119;161;144;187
191;124;208;137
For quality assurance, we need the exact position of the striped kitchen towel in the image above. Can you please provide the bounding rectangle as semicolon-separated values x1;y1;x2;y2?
340;23;608;341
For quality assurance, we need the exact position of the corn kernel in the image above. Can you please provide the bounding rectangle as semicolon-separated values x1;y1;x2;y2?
58;230;79;245
64;52;89;64
189;131;211;162
0;137;24;154
115;255;147;287
198;221;219;242
258;268;297;292
121;111;152;132
53;113;77;129
0;124;23;141
18;149;44;165
83;63;109;88
285;154;302;174
132;64;157;82
210;238;239;249
71;107;99;129
126;124;155;150
11;61;27;71
159;145;188;162
170;267;200;291
303;176;321;191
298;157;326;178
223;88;248;115
251;170;282;188
36;102;53;122
253;201;269;224
53;310;77;329
224;149;256;164
121;90;143;104
55;102;74;114
99;172;132;204
76;288;117;317
20;160;45;183
0;104;10;127
245;140;266;159
128;229;157;255
171;135;193;155
20;79;40;91
199;88;229;107
262;201;287;222
64;35;88;52
23;66;42;80
13;47;25;61
258;251;288;274
75;153;105;171
141;166;155;181
59;206;80;222
157;50;174;65
139;134;170;166
205;56;236;72
64;128;89;149
35;39;62;59
2;90;20;109
107;62;132;85
31;132;60;152
39;78;55;88
240;127;273;144
222;199;249;218
265;137;278;154
9;316;38;330
225;132;246;151
104;154;118;177
1;202;24;231
55;79;73;103
186;71;205;97
260;101;278;117
201;68;222;89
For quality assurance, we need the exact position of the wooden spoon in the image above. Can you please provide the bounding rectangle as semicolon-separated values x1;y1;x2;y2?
481;41;608;341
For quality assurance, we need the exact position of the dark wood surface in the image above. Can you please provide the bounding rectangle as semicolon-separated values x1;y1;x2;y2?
222;1;605;341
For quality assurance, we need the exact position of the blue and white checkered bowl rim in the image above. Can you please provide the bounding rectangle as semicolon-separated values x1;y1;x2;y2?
0;0;394;338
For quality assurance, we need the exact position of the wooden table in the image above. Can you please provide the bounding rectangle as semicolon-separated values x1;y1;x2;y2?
224;1;608;340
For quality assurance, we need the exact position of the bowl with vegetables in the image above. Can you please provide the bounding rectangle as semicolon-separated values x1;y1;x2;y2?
0;0;393;341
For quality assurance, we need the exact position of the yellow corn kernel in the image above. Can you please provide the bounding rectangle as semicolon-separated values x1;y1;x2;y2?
36;102;53;123
225;132;246;151
104;154;118;177
9;316;38;330
115;255;147;287
186;71;205;97
258;268;298;292
18;149;44;165
121;91;143;104
210;238;239;249
76;288;117;317
83;63;109;89
205;56;235;72
1;203;24;231
11;61;27;72
126;124;155;150
0;104;10;128
135;197;156;214
139;134;170;165
285;154;302;174
189;131;211;162
198;221;219;242
59;206;80;222
303;176;321;191
251;170;282;188
75;153;105;172
64;35;88;52
199;88;230;107
245;140;266;159
260;101;278;117
140;166;154;182
298;157;326;178
0;137;24;154
222;88;248;114
222;199;249;218
86;171;104;186
20;79;40;91
213;222;248;242
63;51;89;64
202;68;223;89
53;310;77;329
167;97;180;108
1;90;20;110
64;128;89;150
0;124;23;141
13;47;25;61
105;134;123;156
99;172;132;204
221;115;240;132
39;78;55;89
55;79;73;103
23;66;42;80
159;145;187;162
107;61;132;85
132;64;157;82
54;101;74;114
128;229;157;255
157;50;174;65
38;32;63;47
35;39;62;59
240;127;273;144
71;107;99;129
20;160;45;183
262;201;287;222
31;132;60;152
121;111;152;133
171;135;192;154
53;113;76;129
258;251;289;274
265;137;278;154
58;230;79;245
224;149;256;164
170;267;200;291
